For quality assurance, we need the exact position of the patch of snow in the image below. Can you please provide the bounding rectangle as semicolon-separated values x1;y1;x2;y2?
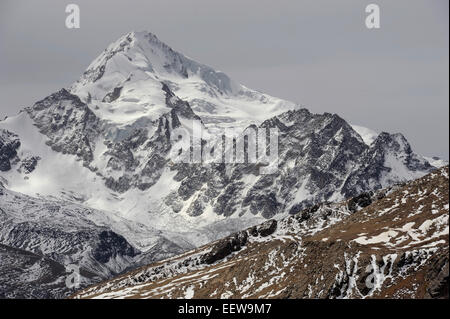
351;124;378;146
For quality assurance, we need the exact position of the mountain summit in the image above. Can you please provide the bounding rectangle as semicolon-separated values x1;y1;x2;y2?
73;31;240;96
70;31;296;128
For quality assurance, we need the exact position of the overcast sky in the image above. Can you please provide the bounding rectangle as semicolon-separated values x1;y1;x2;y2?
0;0;448;158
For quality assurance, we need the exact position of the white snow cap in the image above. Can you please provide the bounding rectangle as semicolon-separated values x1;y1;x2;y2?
70;30;298;127
72;31;240;98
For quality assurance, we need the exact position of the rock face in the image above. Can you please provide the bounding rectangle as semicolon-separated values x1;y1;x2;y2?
347;192;373;213
424;256;449;298
202;231;248;265
102;86;122;103
250;220;278;237
28;88;102;163
92;230;140;264
0;129;41;174
0;130;20;171
199;220;278;265
19;156;40;174
72;167;449;300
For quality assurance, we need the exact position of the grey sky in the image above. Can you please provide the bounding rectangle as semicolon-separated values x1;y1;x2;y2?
0;0;448;158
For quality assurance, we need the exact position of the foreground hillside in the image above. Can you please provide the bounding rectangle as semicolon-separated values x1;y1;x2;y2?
73;166;449;299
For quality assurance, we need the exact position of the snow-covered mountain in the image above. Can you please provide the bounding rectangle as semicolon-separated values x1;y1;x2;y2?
70;31;295;130
0;31;440;298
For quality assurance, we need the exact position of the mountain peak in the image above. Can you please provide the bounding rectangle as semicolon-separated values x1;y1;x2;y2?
107;30;176;61
71;30;241;102
68;31;296;128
